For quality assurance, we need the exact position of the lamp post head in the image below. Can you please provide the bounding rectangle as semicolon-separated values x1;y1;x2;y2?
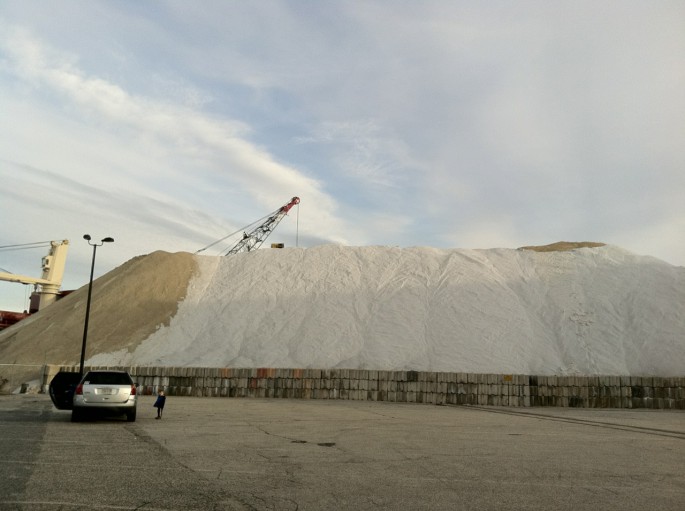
83;234;114;245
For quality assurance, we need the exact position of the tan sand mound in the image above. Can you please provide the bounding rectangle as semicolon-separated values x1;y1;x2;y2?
519;241;606;252
0;251;197;366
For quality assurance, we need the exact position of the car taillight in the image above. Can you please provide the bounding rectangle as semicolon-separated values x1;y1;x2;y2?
75;384;83;395
130;385;137;396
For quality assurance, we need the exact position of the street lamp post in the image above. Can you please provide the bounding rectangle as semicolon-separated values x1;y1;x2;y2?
79;234;114;376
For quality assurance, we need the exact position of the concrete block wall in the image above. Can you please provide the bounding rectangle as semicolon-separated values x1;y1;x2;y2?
47;366;685;409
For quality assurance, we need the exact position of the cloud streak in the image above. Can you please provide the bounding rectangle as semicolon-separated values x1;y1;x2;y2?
1;23;351;233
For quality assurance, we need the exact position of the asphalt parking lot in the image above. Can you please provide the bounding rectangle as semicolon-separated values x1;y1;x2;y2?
1;393;683;510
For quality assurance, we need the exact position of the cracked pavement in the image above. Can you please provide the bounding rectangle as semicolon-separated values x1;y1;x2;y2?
1;394;684;510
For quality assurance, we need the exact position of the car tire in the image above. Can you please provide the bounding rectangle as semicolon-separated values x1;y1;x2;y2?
126;409;136;422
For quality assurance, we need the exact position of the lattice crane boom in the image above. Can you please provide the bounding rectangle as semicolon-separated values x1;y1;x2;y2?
224;197;300;256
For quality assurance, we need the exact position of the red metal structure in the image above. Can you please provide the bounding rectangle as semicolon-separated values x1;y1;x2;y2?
0;310;29;330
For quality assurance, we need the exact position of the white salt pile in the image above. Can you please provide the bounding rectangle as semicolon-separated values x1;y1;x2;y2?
87;244;685;376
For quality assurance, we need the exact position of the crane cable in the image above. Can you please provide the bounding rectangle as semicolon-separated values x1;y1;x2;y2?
195;210;277;254
0;241;53;252
0;241;54;273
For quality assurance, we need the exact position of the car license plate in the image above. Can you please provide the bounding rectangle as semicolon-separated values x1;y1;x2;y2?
98;388;113;395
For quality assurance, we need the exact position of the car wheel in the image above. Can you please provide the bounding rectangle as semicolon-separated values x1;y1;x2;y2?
126;410;136;422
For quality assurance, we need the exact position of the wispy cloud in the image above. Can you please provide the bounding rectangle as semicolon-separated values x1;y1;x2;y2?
0;25;351;241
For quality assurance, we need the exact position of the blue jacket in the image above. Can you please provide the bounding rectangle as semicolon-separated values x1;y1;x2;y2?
153;395;166;409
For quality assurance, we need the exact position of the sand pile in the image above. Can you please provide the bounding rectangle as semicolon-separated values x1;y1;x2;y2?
0;251;196;366
1;244;683;377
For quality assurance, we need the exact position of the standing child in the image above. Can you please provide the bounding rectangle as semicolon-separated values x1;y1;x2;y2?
153;389;166;419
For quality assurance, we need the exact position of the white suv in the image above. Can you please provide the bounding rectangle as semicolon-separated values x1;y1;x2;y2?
72;370;138;422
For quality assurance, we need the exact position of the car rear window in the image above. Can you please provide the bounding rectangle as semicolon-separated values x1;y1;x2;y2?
83;372;132;385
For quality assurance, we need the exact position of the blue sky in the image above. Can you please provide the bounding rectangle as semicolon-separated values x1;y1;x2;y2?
1;1;684;311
